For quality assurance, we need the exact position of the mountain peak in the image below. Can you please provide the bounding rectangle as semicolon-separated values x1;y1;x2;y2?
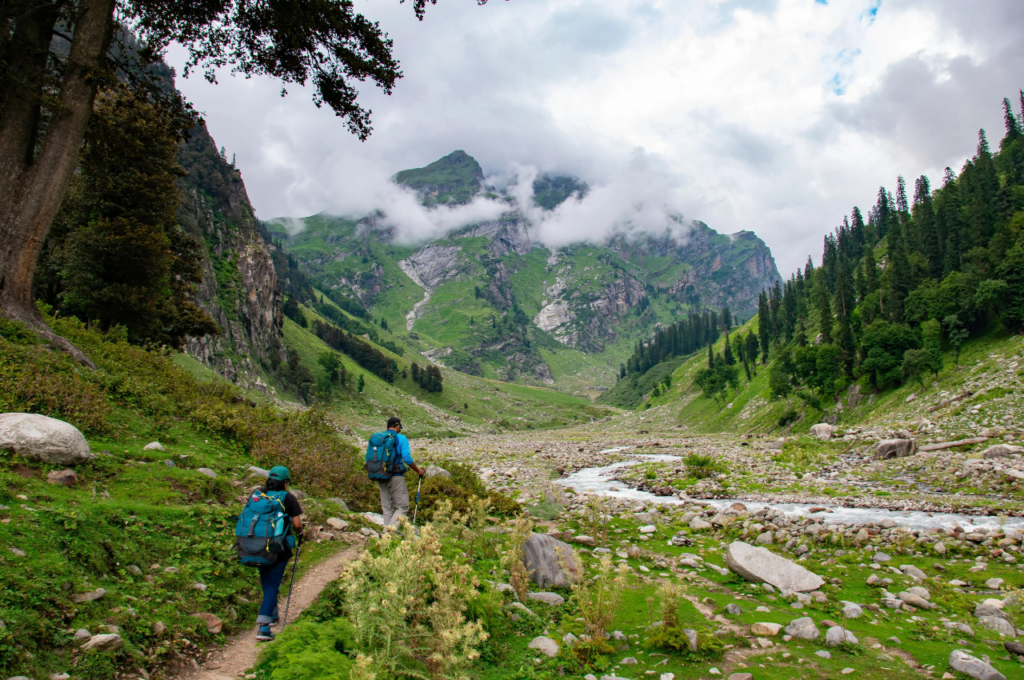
394;150;483;206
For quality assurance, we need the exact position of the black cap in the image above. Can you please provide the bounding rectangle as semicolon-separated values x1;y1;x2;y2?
387;416;402;429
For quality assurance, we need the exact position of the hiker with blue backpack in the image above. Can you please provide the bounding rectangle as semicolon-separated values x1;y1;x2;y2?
366;417;425;527
234;465;305;642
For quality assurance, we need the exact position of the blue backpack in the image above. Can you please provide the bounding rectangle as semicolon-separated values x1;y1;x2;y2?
235;489;295;567
365;431;402;481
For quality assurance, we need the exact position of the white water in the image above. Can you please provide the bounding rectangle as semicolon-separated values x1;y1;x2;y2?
556;454;1024;532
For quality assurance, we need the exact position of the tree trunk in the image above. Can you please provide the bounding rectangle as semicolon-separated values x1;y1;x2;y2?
0;0;116;368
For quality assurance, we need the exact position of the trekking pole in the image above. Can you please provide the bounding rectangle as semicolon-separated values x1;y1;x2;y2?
282;542;301;628
413;475;423;526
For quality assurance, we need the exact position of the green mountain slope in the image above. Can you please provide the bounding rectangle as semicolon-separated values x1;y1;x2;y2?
269;151;782;396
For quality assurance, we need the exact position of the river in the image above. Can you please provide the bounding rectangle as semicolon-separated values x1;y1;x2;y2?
555;451;1024;533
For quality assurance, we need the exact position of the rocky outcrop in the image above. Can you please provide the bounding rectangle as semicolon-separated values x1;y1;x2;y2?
177;123;284;393
483;261;516;309
399;245;461;290
456;214;532;257
0;414;93;465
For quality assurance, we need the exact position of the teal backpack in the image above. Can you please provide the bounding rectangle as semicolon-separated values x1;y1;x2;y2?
235;489;295;567
365;431;402;481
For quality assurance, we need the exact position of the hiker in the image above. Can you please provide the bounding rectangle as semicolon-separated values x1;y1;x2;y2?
235;465;304;642
376;416;425;527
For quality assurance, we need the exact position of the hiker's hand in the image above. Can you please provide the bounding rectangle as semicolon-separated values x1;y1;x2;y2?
418;469;426;478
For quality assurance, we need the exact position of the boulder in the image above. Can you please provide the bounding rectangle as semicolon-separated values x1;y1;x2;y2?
690;517;712;530
841;603;863;619
191;612;223;634
975;603;1011;621
755;531;774;545
73;629;92;644
825;626;858;646
363;512;387;527
639;524;656;534
750;622;783;636
573;535;597;547
810;423;835;441
526;592;565;606
724;604;742;616
1005;641;1024;656
899;565;927;579
72;588;106;604
948;649;1006;680
81;633;122;652
876;439;916;459
196;468;217;479
527;636;559;657
327;497;350;512
977;616;1016;636
522;533;581;588
247;466;270;478
143;441;165;451
562;632;580;647
425;464;451;479
725;541;824;592
982;444;1024;459
46;469;79;487
326;517;349;531
0;413;93;465
784;617;820;641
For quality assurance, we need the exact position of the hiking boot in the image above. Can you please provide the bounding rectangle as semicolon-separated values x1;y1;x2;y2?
256;625;275;642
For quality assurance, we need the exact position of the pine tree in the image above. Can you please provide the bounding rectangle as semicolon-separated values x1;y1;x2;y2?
357;374;365;393
723;333;736;365
937;167;964;275
757;292;771;364
707;342;715;369
885;208;913;323
744;332;760;376
813;269;833;344
833;258;857;372
913;175;941;279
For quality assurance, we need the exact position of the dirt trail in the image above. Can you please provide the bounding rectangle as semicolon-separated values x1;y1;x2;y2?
173;542;363;680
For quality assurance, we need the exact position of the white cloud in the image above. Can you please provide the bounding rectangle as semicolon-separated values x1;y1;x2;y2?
167;0;1024;274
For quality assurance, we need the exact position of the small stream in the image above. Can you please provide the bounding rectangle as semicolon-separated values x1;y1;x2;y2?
556;454;1024;533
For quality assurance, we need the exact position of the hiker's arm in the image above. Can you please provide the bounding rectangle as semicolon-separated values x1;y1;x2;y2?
400;436;423;477
291;515;304;540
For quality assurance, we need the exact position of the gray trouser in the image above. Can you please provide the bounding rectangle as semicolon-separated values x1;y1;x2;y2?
378;475;409;527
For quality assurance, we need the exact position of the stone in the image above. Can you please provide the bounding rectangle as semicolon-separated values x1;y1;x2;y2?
841;603;863;619
948;649;1007;680
944;621;974;636
873;552;892;563
825;626;858;646
425;464;450;479
153;621;167;636
977;616;1016;636
363;512;387;527
196;467;217;479
326;517;349;531
81;633;122;652
504;602;536;617
750;622;783;636
192;612;222;634
682;628;699;652
784;617;820;641
690;517;712;530
193;582;207;592
1005;641;1024;656
975;603;1011;621
526;592;565;606
143;441;165;451
982;444;1024;459
72;588;106;604
662;675;677;680
247;466;270;478
725;541;824;592
163;459;176;467
898;593;933;610
0;413;93;465
725;603;742;616
73;629;91;644
728;675;753;680
815;650;832;659
46;468;79;487
811;423;835;441
621;657;638;664
755;531;774;545
900;564;927;579
573;535;596;547
522;533;581;588
933;541;947;554
327;497;350;512
639;524;657;534
876;438;916;459
905;586;930;600
985;578;1004;590
562;632;580;647
50;674;71;680
527;636;559;657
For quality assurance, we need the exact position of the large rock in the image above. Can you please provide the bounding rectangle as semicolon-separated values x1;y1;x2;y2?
47;468;79;487
825;626;858;646
949;649;1006;680
725;542;824;592
0;413;93;465
523;533;581;588
527;592;565;606
527;636;559;657
810;423;835;441
191;612;223;634
750;622;782;636
876;439;916;459
784;617;820;641
982;444;1024;459
425;464;450;479
81;633;122;652
977;616;1016;636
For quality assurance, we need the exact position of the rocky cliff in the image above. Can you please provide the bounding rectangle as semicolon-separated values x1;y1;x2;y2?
176;123;284;392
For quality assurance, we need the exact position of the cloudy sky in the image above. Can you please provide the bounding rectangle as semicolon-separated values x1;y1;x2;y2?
167;0;1024;274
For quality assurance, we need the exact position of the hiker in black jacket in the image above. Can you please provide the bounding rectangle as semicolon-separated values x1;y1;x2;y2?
255;466;304;642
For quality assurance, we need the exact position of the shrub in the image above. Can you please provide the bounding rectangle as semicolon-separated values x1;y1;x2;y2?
414;459;519;519
570;554;625;640
500;515;534;603
340;524;487;679
684;454;727;479
257;618;356;680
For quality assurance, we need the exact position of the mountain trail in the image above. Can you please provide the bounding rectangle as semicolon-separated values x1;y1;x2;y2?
171;542;364;680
